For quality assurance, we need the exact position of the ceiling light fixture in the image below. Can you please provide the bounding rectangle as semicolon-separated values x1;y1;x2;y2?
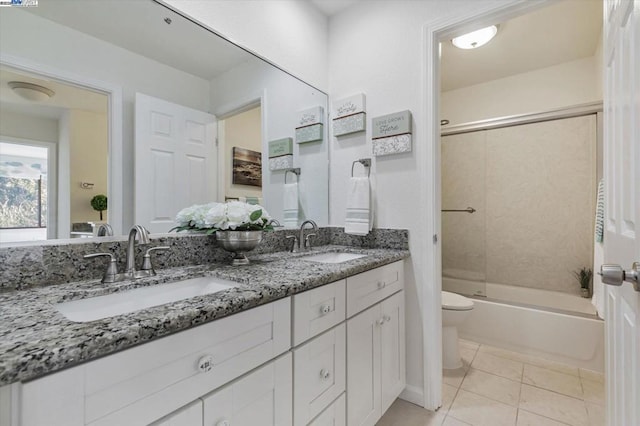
8;81;55;102
452;25;498;49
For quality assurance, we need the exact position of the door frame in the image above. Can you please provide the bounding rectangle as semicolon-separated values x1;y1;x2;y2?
0;53;124;237
419;0;557;410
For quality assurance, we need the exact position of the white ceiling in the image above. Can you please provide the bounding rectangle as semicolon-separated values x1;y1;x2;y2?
24;0;252;81
309;0;361;16
441;0;603;91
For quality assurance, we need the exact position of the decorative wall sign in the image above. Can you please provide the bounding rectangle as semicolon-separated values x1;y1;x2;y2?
297;106;324;126
295;123;323;144
333;112;366;137
295;106;324;144
268;137;293;171
371;110;412;156
332;93;366;118
232;147;262;186
332;93;367;137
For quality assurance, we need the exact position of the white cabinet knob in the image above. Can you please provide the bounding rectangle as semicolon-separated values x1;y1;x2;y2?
320;369;331;379
376;317;385;326
197;355;214;373
216;420;230;426
384;315;391;323
377;281;386;290
319;304;332;315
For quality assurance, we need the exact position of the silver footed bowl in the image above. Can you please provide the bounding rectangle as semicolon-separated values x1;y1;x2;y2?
216;230;263;266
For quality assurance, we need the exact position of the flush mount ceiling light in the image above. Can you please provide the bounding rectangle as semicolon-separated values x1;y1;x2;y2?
8;81;55;102
452;25;498;49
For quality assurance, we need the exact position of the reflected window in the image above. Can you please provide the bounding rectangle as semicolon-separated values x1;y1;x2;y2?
0;141;48;241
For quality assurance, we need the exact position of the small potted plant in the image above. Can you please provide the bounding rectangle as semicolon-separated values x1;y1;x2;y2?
90;194;108;221
573;267;593;298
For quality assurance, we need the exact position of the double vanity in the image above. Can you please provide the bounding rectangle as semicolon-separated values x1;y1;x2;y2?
0;229;409;426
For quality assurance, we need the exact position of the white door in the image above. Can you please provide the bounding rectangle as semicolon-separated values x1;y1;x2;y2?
135;93;217;233
602;1;640;425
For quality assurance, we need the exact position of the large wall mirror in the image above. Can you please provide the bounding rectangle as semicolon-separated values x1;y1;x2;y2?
0;0;328;244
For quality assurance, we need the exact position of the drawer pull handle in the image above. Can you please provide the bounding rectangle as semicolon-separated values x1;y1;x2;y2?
320;369;331;379
320;304;332;315
216;420;230;426
377;281;386;290
197;355;214;373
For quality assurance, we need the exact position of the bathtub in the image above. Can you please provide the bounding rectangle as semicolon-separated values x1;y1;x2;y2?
443;277;605;372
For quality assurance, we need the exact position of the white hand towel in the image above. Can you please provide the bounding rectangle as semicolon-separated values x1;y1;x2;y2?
345;176;372;236
283;183;299;228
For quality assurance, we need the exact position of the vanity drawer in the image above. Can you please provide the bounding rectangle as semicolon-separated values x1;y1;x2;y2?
292;279;346;346
293;323;346;426
346;261;404;318
85;298;291;426
308;393;346;426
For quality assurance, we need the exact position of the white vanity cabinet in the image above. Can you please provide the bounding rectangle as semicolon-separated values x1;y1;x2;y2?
202;353;292;426
346;262;405;426
5;259;406;426
150;400;203;426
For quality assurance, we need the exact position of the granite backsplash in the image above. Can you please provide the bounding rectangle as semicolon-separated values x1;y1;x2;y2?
0;227;408;291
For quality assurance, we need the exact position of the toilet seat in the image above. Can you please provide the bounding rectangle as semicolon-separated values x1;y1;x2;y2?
442;291;474;311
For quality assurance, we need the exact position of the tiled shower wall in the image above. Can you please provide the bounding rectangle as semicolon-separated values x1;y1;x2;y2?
442;115;597;295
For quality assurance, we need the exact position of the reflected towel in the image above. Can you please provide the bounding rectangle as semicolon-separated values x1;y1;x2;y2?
283;183;299;228
345;176;372;236
592;178;605;319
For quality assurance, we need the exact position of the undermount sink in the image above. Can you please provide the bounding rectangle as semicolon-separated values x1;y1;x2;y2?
301;252;368;264
55;276;239;322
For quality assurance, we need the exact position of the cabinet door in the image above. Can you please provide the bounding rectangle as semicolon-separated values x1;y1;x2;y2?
202;353;292;426
150;400;202;426
346;304;381;426
380;291;405;414
293;324;346;425
308;393;345;426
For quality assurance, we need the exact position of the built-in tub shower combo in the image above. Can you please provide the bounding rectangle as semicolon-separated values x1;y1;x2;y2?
441;110;604;372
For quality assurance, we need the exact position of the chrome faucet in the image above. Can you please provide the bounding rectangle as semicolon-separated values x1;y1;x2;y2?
124;225;150;277
96;223;113;236
299;220;318;251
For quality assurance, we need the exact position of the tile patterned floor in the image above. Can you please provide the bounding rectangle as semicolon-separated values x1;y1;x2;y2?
377;339;605;426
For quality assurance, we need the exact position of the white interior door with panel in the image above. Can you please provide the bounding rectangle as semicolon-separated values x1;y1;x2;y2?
135;93;217;233
601;1;640;425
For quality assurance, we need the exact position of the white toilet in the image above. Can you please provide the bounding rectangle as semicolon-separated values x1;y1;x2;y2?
442;291;474;369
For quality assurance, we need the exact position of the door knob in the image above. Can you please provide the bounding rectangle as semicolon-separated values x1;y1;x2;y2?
600;262;640;291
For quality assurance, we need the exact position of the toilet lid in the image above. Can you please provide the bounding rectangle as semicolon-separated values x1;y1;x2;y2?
442;291;474;311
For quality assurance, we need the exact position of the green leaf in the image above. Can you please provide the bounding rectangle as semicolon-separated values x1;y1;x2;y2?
249;209;262;221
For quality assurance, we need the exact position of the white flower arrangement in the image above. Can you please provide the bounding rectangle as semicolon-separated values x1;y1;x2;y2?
171;201;273;234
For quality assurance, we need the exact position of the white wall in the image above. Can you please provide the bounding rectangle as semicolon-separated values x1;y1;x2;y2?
165;0;329;91
328;0;513;406
210;58;329;227
69;110;108;223
441;55;601;125
0;9;211;232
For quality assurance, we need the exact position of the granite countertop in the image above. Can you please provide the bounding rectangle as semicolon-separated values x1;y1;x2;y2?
0;245;409;386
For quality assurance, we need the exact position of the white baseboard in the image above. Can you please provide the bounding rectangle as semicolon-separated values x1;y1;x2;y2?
399;385;424;407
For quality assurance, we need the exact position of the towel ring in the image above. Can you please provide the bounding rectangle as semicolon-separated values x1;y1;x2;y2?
351;158;371;177
285;168;301;184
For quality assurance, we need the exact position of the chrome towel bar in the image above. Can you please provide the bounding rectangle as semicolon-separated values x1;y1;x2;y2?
351;158;371;177
442;207;476;213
